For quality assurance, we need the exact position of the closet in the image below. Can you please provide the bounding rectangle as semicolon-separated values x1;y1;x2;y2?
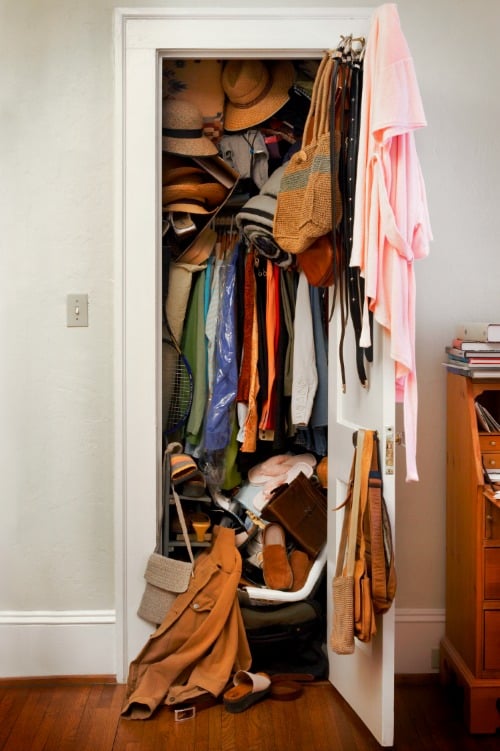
115;7;396;746
159;55;332;681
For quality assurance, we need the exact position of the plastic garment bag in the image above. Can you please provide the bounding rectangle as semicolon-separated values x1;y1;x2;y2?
204;246;240;452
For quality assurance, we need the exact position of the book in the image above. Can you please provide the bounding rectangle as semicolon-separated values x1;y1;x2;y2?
446;348;500;365
445;355;500;369
475;402;500;432
456;322;500;343
443;363;500;379
452;338;500;352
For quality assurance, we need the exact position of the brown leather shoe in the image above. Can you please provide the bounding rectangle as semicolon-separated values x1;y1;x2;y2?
262;523;293;591
289;549;312;592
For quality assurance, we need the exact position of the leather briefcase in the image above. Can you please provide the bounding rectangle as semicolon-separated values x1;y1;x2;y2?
261;472;327;558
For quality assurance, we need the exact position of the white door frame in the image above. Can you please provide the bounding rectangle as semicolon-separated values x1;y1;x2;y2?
113;3;392;739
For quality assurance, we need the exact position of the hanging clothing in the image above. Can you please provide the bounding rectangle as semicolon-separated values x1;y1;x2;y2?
258;261;280;433
351;3;432;481
204;248;239;452
122;527;251;720
183;269;208;446
291;271;318;427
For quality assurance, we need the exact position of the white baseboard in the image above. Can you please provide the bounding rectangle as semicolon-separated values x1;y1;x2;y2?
395;608;446;674
0;607;444;678
0;610;116;678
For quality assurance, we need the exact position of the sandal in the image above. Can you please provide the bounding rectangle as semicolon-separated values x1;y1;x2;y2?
223;670;271;713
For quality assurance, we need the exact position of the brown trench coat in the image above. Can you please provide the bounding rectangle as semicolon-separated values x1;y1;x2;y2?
122;526;252;719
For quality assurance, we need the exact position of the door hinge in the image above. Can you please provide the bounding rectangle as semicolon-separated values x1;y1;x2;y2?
385;426;395;474
384;427;404;475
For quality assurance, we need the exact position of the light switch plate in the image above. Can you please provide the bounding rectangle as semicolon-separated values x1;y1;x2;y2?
67;294;88;327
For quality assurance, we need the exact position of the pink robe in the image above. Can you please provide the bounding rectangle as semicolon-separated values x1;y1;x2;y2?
351;3;432;481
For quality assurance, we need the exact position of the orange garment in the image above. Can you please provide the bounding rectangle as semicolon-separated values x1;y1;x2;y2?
240;295;260;452
259;261;279;431
351;4;432;481
121;527;251;719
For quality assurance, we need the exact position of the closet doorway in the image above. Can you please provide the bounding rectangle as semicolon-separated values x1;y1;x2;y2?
114;7;395;746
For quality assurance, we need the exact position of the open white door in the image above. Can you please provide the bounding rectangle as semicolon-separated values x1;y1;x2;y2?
327;309;396;747
116;5;396;745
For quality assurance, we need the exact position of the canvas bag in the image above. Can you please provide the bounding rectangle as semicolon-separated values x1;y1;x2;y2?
273;52;342;254
137;447;195;627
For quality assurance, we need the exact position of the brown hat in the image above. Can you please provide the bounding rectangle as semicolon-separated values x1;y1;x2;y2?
163;99;219;156
222;60;295;132
176;226;217;264
162;173;228;212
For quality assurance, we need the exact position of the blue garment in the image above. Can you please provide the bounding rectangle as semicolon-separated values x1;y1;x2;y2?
204;247;239;451
298;286;328;457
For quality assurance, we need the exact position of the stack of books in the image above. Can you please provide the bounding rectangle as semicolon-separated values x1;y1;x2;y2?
444;322;500;379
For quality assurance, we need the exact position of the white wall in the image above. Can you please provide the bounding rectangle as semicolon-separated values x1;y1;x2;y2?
1;0;499;676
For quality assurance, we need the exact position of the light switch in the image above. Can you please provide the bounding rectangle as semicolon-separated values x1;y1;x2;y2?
67;294;88;327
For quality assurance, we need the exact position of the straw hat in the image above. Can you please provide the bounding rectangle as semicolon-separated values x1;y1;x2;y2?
222;60;295;132
163;59;225;140
163;174;227;212
163;99;219;156
176;226;217;264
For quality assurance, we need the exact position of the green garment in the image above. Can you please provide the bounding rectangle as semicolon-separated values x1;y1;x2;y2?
182;269;208;445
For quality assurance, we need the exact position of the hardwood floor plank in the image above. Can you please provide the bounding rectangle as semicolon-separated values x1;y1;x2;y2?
1;688;50;751
0;680;499;750
0;688;29;749
70;684;124;751
49;686;96;751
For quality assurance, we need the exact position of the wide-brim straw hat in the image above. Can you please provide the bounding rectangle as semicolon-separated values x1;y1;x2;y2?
163;99;219;157
222;60;295;132
162;177;228;211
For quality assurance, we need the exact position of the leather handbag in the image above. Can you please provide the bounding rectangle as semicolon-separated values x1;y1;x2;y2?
261;471;327;558
137;447;195;627
330;430;396;653
365;434;397;615
330;431;365;655
353;434;377;643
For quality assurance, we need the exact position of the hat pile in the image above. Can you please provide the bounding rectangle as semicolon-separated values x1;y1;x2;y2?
162;154;230;216
236;165;293;268
222;60;295;132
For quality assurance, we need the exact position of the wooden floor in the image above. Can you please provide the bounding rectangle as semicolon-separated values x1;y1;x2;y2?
0;677;499;751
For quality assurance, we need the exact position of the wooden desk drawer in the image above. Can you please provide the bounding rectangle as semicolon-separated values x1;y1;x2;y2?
485;499;500;540
479;434;500;452
484;548;500;598
484;611;500;671
482;452;500;470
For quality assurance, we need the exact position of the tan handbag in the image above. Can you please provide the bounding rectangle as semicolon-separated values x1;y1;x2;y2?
273;52;342;254
137;448;195;627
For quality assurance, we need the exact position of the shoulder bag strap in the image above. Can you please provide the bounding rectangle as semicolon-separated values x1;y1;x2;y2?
367;433;396;612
